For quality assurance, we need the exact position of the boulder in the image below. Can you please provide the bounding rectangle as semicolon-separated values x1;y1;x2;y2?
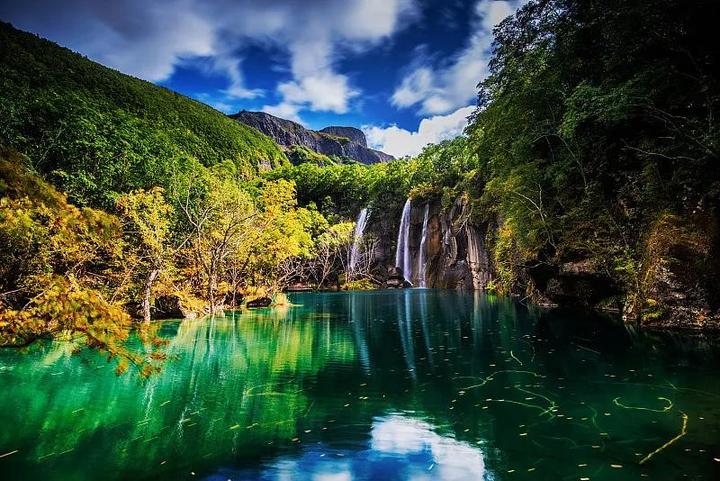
386;266;411;288
154;295;200;320
246;297;272;309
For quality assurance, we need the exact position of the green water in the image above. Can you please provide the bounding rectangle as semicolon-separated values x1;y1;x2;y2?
1;290;719;481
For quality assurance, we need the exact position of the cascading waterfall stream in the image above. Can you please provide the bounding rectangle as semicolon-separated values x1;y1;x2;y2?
349;207;370;274
395;199;413;284
417;203;430;288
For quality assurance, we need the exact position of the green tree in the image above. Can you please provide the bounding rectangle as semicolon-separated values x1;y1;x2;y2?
0;153;164;375
116;187;174;323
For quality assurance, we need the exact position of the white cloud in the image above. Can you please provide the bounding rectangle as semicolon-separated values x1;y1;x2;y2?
262;102;302;124
0;0;417;115
363;105;475;158
391;67;434;109
392;0;527;115
276;73;358;114
258;0;416;116
209;55;263;99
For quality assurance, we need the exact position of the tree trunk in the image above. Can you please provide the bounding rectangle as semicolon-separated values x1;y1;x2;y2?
143;268;160;323
207;273;219;315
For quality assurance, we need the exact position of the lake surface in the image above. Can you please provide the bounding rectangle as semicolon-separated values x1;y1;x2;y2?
1;290;719;481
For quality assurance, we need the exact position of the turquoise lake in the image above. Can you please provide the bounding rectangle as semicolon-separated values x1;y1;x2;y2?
1;290;719;480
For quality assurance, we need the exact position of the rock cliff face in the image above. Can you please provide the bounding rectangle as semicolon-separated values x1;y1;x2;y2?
231;111;393;164
356;197;720;330
624;213;720;329
422;198;495;290
362;197;495;291
319;126;367;147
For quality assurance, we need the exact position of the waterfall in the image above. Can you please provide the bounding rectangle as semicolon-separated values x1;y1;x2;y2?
417;204;430;288
349;207;370;273
395;199;412;284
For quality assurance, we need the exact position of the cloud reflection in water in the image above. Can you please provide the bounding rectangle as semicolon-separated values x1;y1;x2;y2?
209;415;486;481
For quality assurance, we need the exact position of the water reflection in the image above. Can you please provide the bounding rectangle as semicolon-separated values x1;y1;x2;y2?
217;415;485;481
397;290;417;379
348;293;371;373
0;290;719;481
0;309;358;481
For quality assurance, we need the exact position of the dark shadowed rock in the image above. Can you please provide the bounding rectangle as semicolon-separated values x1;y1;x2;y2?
625;213;720;330
528;260;619;308
246;297;272;308
230;111;393;164
386;266;411;288
154;295;200;319
319;126;367;147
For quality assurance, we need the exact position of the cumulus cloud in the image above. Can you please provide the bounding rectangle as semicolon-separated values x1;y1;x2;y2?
258;0;415;119
0;0;416;112
392;0;526;115
363;105;475;158
262;103;302;124
277;74;358;114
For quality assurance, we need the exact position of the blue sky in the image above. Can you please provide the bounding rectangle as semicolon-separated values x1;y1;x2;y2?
0;0;526;157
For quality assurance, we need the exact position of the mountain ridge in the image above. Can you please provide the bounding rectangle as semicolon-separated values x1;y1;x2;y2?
231;110;394;164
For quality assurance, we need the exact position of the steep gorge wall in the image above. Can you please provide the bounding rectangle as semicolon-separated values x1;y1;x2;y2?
358;196;720;330
363;197;495;290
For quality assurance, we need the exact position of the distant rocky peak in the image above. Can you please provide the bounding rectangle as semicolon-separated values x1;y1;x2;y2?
319;126;367;147
230;110;393;164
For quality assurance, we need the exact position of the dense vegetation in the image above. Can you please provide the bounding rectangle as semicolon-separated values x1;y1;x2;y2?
0;21;287;208
465;0;719;318
0;143;343;374
266;136;478;222
0;22;358;372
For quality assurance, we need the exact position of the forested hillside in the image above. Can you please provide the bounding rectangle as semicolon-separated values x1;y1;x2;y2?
0;21;287;208
0;23;314;373
465;0;720;326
